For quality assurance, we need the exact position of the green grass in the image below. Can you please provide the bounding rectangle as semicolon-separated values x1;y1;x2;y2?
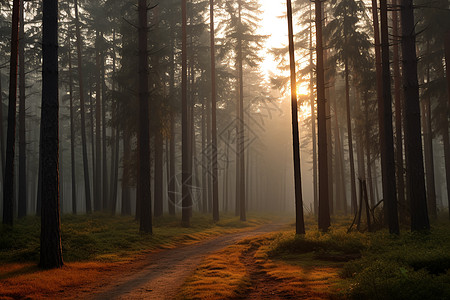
0;212;271;263
265;217;450;300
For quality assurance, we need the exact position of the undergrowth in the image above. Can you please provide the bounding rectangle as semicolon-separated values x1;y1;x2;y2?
0;212;270;263
267;217;450;300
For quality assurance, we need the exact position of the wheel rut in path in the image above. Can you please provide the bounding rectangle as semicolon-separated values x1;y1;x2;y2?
89;223;285;300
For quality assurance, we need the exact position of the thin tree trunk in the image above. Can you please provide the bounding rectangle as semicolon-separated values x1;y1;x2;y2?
345;60;357;215
392;0;406;221
18;0;26;218
39;0;63;269
168;112;176;215
331;87;347;214
74;0;91;213
168;13;176;216
68;33;77;214
422;97;436;218
400;0;429;231
101;38;108;211
0;69;4;182
379;0;399;234
309;3;318;215
371;0;383;212
154;129;164;217
237;0;246;222
110;29;119;213
316;0;330;231
2;0;20;225
95;31;102;211
287;0;305;234
138;0;152;233
89;88;96;207
210;0;219;222
181;0;191;227
201;98;207;213
225;131;230;212
121;130;131;215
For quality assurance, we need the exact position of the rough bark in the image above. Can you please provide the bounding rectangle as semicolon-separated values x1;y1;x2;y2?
316;0;330;231
379;0;399;234
287;0;305;234
138;0;152;233
392;0;406;220
400;0;429;231
2;0;20;226
39;0;63;269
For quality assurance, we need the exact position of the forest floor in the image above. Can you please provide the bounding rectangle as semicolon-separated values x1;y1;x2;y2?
0;213;275;299
2;215;450;299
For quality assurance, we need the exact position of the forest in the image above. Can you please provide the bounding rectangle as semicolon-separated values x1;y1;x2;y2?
0;0;450;299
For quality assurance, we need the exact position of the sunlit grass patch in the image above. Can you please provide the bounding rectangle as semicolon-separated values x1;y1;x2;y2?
177;244;251;299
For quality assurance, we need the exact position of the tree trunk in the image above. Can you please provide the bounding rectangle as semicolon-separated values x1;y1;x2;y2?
309;3;318;215
422;97;436;218
316;0;330;231
400;0;429;231
201;97;207;213
392;0;406;221
379;0;399;234
371;0;383;212
89;88;96;208
168;14;176;216
138;0;152;233
74;0;92;213
95;31;102;211
39;0;63;269
332;90;347;214
18;0;26;218
110;29;119;213
168;112;176;215
210;0;219;222
121;130;131;215
0;69;4;182
444;31;450;218
287;0;305;234
181;0;191;227
345;60;357;215
236;0;246;222
154;129;164;217
2;0;20;226
68;33;77;214
224;131;230;212
101;39;108;211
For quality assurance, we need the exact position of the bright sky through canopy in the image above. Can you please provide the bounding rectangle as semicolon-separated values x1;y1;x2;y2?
258;1;288;79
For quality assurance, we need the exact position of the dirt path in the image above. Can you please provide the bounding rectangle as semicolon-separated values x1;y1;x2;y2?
88;223;286;300
234;242;297;300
